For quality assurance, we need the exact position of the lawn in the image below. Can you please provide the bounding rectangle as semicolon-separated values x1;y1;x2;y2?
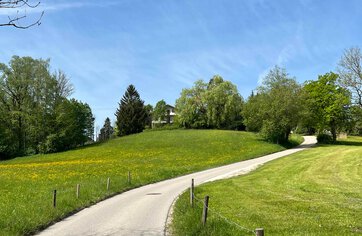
171;136;362;236
0;130;298;236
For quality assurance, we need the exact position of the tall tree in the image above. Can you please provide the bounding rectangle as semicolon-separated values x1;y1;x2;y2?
153;100;167;122
243;66;302;143
205;75;243;129
42;99;94;152
0;56;91;158
304;72;351;142
338;47;362;107
144;104;153;128
115;85;147;136
0;56;55;154
175;80;208;128
98;117;114;141
175;76;243;129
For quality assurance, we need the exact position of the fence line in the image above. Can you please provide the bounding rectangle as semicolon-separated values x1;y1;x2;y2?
193;193;256;235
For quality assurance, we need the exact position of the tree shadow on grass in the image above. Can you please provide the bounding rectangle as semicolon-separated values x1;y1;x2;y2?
334;140;362;146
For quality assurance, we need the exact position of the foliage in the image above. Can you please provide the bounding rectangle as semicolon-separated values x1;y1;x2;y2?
171;137;362;236
0;56;94;158
144;104;153;128
153;99;167;121
316;133;333;144
303;72;351;142
115;84;147;136
0;130;291;235
205;75;243;128
144;123;180;131
0;56;94;159
98;117;114;142
175;76;243;129
175;80;208;128
243;66;302;143
345;105;362;135
39;99;94;153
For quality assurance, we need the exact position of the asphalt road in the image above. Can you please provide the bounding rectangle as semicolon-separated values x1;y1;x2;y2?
37;136;317;236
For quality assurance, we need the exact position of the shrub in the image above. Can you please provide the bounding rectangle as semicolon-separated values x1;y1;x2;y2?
317;133;333;144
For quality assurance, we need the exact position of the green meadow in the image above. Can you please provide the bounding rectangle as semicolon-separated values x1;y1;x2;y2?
0;129;296;235
171;137;362;236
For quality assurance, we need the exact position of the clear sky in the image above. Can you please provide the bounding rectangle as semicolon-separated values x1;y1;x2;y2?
1;0;362;128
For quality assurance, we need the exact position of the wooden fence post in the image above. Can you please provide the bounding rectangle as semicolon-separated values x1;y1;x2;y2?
190;178;194;207
255;228;264;236
202;195;209;226
128;171;131;184
107;177;110;191
53;190;57;208
76;184;80;199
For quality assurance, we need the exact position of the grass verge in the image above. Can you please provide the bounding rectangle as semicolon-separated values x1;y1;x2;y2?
171;136;362;236
0;130;301;235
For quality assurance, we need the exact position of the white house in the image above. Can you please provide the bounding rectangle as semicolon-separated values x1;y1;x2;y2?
152;104;176;127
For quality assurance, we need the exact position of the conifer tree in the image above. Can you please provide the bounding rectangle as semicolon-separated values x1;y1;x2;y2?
98;117;114;141
115;85;147;136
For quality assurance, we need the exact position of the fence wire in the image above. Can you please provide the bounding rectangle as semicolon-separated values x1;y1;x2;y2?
193;194;256;235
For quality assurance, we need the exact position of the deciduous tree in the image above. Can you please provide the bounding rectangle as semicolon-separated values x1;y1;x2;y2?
153;100;167;122
205;75;243;129
0;56;92;158
243;66;302;143
304;72;351;142
338;47;362;107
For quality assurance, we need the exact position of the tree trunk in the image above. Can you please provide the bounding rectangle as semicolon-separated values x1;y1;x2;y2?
331;123;337;142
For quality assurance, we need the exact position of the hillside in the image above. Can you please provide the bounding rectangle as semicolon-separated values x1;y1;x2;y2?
171;136;362;235
0;130;301;235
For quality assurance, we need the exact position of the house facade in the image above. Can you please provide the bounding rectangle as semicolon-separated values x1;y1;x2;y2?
152;104;176;127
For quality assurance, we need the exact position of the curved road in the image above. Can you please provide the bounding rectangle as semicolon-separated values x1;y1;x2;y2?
38;136;316;236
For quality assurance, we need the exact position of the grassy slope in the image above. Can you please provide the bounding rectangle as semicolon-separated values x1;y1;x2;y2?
171;137;362;236
0;130;296;235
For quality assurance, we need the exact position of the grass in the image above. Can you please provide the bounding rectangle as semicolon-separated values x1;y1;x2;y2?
171;136;362;236
0;130;301;236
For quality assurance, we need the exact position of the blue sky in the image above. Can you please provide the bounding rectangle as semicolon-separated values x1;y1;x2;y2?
1;0;362;128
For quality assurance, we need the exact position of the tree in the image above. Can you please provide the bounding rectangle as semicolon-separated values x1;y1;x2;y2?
0;56;91;157
175;76;243;129
304;72;351;142
175;80;208;128
0;0;44;29
144;104;153;128
338;47;362;107
205;75;243;129
0;56;57;155
42;99;94;153
153;100;167;121
115;85;147;136
243;66;302;143
98;117;114;141
242;92;265;132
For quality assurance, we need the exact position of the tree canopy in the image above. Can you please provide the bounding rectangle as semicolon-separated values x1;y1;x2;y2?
153;100;167;122
175;75;243;129
304;72;351;142
0;56;94;159
243;66;302;143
